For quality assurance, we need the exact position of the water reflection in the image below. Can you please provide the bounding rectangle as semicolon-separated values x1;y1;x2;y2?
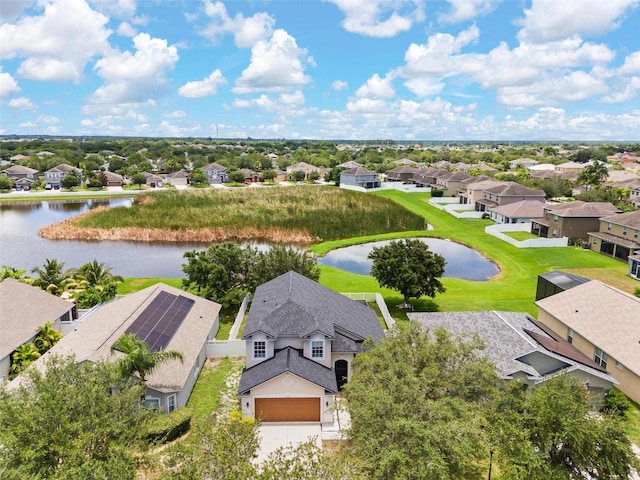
317;238;499;281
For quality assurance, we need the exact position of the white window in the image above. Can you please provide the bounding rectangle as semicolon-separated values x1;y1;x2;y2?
145;398;160;410
607;222;612;231
594;347;608;369
311;340;324;359
623;227;627;236
634;229;638;240
567;328;573;344
553;215;558;223
167;394;177;413
253;340;266;359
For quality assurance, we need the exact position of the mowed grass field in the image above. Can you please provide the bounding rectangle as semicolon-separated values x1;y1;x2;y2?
312;190;635;319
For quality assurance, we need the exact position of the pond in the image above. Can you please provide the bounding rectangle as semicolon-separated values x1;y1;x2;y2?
0;198;212;278
317;238;499;281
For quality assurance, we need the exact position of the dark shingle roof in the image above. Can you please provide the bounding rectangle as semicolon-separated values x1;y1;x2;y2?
242;271;384;342
238;347;338;394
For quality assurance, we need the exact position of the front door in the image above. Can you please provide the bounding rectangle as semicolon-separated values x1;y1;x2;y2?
335;359;348;390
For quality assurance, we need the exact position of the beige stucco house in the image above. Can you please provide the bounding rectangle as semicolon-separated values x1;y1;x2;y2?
239;271;384;423
587;210;640;263
536;280;640;403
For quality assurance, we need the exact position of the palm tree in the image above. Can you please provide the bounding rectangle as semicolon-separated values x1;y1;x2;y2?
31;258;72;295
34;321;63;354
77;260;123;287
10;343;41;377
110;333;184;403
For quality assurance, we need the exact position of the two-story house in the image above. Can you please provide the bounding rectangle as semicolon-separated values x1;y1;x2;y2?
434;170;473;196
238;271;384;423
530;201;620;241
0;164;40;189
203;162;228;184
457;178;504;207
536;280;640;403
339;166;380;189
44;163;81;188
587;210;640;263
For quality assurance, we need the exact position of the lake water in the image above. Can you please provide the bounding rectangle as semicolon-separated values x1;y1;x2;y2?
317;238;499;281
0;198;211;278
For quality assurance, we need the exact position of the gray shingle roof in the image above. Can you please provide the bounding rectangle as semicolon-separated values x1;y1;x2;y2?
238;346;338;394
242;271;384;343
0;279;75;360
408;310;615;384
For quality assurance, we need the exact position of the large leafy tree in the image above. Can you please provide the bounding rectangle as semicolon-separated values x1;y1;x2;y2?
0;265;29;282
0;355;152;480
368;238;446;308
31;258;72;295
488;375;638;480
77;259;123;287
111;333;184;402
248;245;320;292
344;322;498;480
577;160;608;191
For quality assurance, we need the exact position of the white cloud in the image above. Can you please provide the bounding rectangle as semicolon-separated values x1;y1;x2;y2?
516;0;639;42
0;69;20;98
8;96;36;110
328;0;426;37
0;0;32;22
601;76;640;103
178;70;227;98
89;0;137;19
163;110;186;118
117;21;137;37
200;1;275;48
18;121;37;128
38;114;59;125
404;78;445;96
88;33;179;106
355;73;396;99
233;29;312;94
619;51;640;75
279;91;305;105
439;0;500;23
0;0;111;82
346;97;389;113
332;80;348;90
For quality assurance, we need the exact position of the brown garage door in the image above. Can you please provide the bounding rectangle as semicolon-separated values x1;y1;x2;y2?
255;398;320;422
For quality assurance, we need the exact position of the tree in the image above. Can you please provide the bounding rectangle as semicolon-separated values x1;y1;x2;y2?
0;355;152;479
292;170;306;182
73;282;118;308
130;172;147;188
0;173;14;190
488;375;638;480
0;265;29;281
308;171;321;182
61;171;82;190
368;238;446;308
77;259;123;287
577;160;608;190
182;242;257;308
189;167;207;186
111;333;184;403
261;169;277;183
344;322;498;480
228;170;246;185
31;258;72;295
34;321;63;354
248;245;320;292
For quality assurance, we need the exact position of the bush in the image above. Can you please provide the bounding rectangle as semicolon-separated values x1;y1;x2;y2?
431;189;444;197
634;287;640;299
603;388;630;417
146;407;192;444
481;213;491;219
567;237;584;247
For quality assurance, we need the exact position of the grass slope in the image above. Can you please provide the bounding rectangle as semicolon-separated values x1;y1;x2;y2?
315;190;633;318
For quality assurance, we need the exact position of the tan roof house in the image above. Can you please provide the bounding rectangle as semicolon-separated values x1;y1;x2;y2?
385;165;421;182
0;278;76;384
44;163;81;187
10;283;221;412
536;280;640;403
488;199;547;224
554;161;586;179
587;210;640;263
434;170;472;196
474;181;545;212
458;178;505;207
530;201;621;241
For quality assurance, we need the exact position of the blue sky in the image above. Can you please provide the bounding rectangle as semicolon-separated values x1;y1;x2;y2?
1;0;639;141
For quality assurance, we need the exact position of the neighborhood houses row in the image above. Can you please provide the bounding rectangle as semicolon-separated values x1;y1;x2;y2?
2;267;640;422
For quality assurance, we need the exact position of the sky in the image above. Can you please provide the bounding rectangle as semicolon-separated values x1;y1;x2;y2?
0;0;639;141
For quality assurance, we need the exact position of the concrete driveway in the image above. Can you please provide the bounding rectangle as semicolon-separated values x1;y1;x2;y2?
256;423;322;463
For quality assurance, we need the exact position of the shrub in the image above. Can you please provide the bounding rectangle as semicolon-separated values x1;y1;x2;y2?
481;213;491;219
634;287;640;299
146;407;192;444
603;388;630;417
567;237;584;247
431;189;444;197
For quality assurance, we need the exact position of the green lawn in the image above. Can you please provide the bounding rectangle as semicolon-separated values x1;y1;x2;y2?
186;357;241;424
504;230;539;241
118;277;182;294
313;190;633;319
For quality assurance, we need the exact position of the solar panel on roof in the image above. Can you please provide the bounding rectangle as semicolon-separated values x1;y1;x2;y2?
124;291;195;352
